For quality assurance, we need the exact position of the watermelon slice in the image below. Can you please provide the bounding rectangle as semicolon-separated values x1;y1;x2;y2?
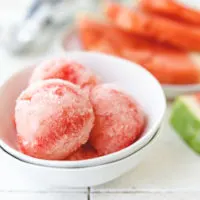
105;2;200;51
140;0;200;26
170;95;200;153
77;17;200;84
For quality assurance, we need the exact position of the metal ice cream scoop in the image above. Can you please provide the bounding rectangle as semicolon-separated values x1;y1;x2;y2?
0;0;99;54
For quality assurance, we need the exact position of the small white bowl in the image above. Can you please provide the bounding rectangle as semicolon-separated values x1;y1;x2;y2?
0;52;166;168
60;27;200;99
1;128;159;187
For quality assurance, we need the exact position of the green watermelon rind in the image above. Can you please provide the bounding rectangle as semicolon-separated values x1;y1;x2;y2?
188;131;200;153
170;96;200;153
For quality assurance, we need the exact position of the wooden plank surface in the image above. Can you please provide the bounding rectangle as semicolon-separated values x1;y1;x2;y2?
0;192;87;200
91;193;200;200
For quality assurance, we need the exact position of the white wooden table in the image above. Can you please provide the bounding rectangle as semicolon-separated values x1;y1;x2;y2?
1;0;200;199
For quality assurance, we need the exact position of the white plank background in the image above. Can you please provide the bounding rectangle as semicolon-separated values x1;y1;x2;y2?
0;193;87;200
90;193;200;200
1;0;200;199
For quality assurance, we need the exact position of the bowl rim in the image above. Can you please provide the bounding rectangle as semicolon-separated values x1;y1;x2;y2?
59;25;200;91
0;126;160;169
0;51;167;168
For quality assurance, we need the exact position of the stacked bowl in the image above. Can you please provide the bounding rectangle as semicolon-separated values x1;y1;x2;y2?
0;52;166;187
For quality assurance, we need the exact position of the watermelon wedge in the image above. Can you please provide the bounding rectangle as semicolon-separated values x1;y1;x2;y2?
170;95;200;153
105;2;200;51
140;0;200;26
77;17;200;84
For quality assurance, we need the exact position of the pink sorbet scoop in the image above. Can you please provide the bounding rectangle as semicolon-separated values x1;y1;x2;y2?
29;58;100;92
89;84;145;155
15;79;95;160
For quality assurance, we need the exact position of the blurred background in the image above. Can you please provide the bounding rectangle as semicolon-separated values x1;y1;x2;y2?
1;0;200;86
0;0;102;85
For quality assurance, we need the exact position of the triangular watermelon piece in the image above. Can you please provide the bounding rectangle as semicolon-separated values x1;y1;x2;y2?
105;2;200;51
140;0;200;26
171;95;200;153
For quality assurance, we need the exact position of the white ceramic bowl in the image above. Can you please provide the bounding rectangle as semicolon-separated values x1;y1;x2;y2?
1;128;159;187
60;27;200;99
0;52;166;168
